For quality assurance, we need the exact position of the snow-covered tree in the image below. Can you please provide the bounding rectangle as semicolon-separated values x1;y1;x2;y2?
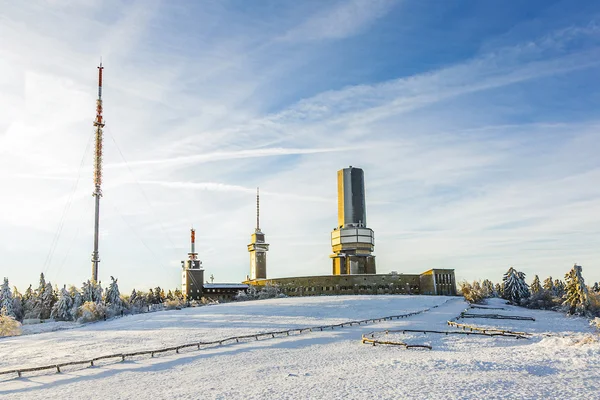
0;278;14;318
495;283;503;298
70;286;83;320
593;282;600;293
554;279;566;297
105;276;122;310
481;279;495;298
146;289;155;305
82;280;102;303
39;281;56;319
166;290;174;301
12;287;24;322
32;273;47;319
502;267;530;305
51;286;73;321
22;285;36;319
173;288;183;301
531;275;542;294
153;287;164;304
563;264;590;316
543;276;554;292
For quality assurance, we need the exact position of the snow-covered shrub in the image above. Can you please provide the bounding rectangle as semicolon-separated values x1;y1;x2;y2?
77;301;107;323
522;289;560;310
590;317;600;332
0;313;22;337
459;281;485;304
258;284;281;300
234;290;249;301
165;299;184;310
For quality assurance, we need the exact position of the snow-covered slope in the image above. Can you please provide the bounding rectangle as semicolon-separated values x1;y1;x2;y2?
1;295;598;399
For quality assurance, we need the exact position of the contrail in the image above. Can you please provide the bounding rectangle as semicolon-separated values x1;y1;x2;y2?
105;146;356;169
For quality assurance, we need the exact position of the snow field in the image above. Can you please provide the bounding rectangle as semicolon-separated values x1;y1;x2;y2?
1;295;598;399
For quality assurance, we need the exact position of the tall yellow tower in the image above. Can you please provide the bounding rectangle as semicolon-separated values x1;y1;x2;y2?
331;166;376;275
247;188;269;280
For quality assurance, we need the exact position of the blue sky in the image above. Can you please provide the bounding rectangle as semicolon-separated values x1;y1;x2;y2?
1;0;600;292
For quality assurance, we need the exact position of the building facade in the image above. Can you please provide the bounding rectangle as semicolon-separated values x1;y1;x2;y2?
247;269;456;297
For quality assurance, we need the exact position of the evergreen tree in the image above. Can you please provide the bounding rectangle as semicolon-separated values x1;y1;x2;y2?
543;276;554;292
563;264;590;316
494;283;503;298
154;287;164;304
502;267;530;305
82;280;103;303
166;290;174;301
51;286;73;321
40;281;56;319
70;287;83;320
592;282;600;293
130;289;138;304
147;289;155;305
22;285;36;319
105;276;122;310
554;279;566;297
531;275;542;294
12;287;24;321
0;278;14;318
481;280;494;298
33;273;47;319
173;288;183;300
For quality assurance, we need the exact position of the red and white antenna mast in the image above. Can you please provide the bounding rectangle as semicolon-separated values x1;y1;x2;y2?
91;61;105;282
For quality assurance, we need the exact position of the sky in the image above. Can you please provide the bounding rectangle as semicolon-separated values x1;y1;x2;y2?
1;0;600;293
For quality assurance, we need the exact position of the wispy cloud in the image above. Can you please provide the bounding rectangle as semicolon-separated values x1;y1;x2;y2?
105;146;358;169
280;0;398;42
2;1;600;290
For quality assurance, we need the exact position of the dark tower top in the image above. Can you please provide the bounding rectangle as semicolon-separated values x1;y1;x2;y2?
337;167;366;228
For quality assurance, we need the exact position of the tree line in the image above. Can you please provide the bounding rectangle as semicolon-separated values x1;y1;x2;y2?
0;273;187;327
459;263;600;317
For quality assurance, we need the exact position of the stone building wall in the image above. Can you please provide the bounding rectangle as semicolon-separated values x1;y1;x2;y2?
245;271;455;297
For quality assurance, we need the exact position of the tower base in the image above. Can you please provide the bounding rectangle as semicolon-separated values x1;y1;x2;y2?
331;254;376;275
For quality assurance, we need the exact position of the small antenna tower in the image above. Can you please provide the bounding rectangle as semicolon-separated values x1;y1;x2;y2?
256;187;260;232
91;61;105;282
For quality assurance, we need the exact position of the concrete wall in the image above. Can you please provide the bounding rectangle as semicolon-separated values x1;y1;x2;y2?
247;270;456;297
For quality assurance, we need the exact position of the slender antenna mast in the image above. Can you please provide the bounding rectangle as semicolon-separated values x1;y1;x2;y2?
256;187;260;232
91;61;105;282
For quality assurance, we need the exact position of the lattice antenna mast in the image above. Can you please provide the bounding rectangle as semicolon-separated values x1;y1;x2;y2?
91;62;105;282
256;187;260;232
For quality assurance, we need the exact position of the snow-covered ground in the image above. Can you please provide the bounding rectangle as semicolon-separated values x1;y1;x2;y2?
1;295;598;399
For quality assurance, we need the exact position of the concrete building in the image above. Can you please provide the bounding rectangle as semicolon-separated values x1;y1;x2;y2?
247;188;269;280
248;269;456;297
331;167;376;275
